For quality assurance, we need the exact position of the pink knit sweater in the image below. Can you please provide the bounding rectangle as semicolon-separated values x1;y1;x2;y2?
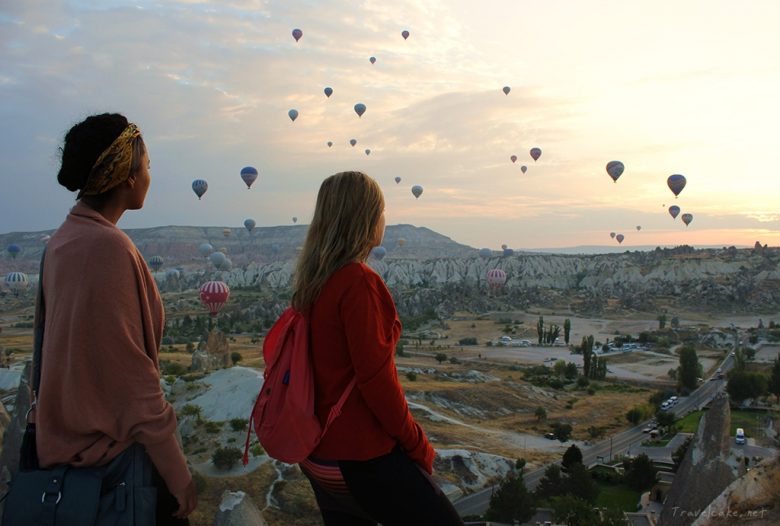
35;201;191;494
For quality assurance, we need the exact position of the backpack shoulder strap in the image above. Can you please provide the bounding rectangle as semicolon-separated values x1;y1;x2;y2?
323;377;357;432
32;249;46;399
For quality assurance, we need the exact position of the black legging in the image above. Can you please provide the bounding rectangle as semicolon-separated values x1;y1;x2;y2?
306;447;464;526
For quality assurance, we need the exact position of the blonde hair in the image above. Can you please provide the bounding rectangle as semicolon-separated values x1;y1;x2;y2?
292;171;385;311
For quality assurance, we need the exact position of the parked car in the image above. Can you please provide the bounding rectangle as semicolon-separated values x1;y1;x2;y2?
544;432;556;440
735;428;746;445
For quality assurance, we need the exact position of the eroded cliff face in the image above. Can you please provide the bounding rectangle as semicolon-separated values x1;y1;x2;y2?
156;247;780;315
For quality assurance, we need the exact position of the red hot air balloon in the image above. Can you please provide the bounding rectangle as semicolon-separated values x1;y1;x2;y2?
200;281;230;317
401;30;410;40
486;269;507;291
530;147;542;161
292;28;303;42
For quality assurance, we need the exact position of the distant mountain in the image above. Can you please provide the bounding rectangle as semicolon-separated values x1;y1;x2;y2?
0;224;477;274
524;244;752;255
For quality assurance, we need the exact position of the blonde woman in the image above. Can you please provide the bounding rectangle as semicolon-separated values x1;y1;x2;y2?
293;171;464;525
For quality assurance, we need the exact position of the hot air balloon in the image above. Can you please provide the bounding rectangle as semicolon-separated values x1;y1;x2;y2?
616;234;624;244
530;147;542;161
510;155;517;163
198;243;213;257
223;258;233;271
401;30;409;40
486;269;507;290
165;268;180;280
503;86;511;95
292;217;298;224
4;272;29;296
148;256;164;272
244;218;256;232
521;165;527;174
668;205;681;219
209;251;227;269
292;28;303;42
327;141;333;147
606;161;624;183
354;103;366;117
503;248;514;257
218;247;228;255
365;149;371;156
411;185;423;199
200;281;230;317
324;87;333;98
288;109;299;122
397;238;406;247
681;213;693;226
192;179;208;200
636;225;642;231
371;246;386;260
479;248;492;258
350;139;357;147
240;166;258;189
610;232;616;239
6;244;21;259
222;228;232;238
369;56;376;64
501;244;508;250
394;176;401;184
667;174;686;197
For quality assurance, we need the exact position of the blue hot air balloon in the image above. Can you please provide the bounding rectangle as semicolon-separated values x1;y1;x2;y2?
369;56;376;64
350;139;357;147
530;147;542;161
192;179;208;200
198;243;213;257
354;103;366;118
292;28;303;42
503;86;511;95
503;248;515;257
411;185;423;199
324;87;333;98
288;109;299;122
6;244;21;259
667;174;686;197
244;218;256;232
479;248;492;258
668;205;681;219
401;30;410;40
240;166;258;189
209;251;227;269
606;161;624;183
371;246;387;260
394;176;401;184
148;256;164;272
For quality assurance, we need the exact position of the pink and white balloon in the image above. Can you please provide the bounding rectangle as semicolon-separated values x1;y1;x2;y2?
486;269;507;291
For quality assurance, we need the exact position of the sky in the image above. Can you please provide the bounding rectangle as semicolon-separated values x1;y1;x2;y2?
1;0;779;250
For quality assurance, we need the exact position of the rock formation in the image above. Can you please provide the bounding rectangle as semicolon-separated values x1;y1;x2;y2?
212;490;266;526
191;329;230;372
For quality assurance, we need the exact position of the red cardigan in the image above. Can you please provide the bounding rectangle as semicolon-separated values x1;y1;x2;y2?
309;262;435;473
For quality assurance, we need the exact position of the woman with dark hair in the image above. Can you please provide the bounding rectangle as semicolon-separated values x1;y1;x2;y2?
293;171;464;525
35;113;197;523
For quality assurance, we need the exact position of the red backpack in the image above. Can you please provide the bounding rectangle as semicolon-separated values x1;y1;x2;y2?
243;307;356;465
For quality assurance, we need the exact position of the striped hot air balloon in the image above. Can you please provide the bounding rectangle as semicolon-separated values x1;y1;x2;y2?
4;272;29;296
486;268;507;291
199;281;230;317
148;256;164;272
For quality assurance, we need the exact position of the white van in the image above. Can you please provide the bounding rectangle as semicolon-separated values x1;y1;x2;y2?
735;428;746;445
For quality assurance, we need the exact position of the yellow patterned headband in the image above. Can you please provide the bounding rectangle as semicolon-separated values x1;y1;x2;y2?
79;123;142;197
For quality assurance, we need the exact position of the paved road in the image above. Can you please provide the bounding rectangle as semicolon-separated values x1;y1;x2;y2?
453;354;738;517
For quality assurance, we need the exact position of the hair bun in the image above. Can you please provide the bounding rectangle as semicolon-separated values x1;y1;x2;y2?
57;113;129;192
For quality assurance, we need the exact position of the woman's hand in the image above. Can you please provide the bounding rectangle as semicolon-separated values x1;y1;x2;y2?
172;479;198;519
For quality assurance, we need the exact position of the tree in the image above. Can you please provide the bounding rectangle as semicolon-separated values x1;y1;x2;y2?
434;352;447;363
550;495;599;526
582;336;593;378
769;356;780;402
535;464;563;500
545;324;561;345
564;318;572;344
515;458;526;472
230;351;242;365
658;312;667;330
562;445;583;471
726;370;768;402
678;346;700;390
537;316;544;345
563;463;599;503
485;472;536;524
535;406;547;422
655;410;676;429
623;453;657;491
212;447;243;471
626;407;643;425
552;422;573;442
553;360;567;377
565;362;578;380
670;316;680;329
405;371;417;381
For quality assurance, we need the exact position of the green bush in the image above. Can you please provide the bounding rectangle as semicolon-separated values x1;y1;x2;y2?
160;360;188;376
229;418;248;432
212;447;243;471
406;371;418;381
250;444;265;457
459;337;478;345
204;421;222;434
